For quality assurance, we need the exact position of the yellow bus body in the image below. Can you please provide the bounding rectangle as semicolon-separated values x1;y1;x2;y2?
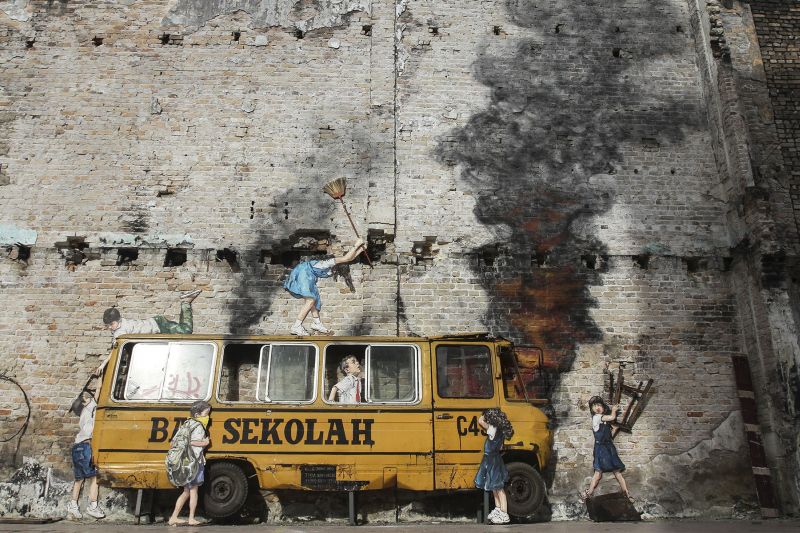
93;334;552;517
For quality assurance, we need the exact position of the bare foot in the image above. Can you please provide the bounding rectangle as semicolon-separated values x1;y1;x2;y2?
168;517;186;526
187;518;206;526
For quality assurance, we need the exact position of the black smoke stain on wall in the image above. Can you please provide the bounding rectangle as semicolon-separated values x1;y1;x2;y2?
435;1;702;378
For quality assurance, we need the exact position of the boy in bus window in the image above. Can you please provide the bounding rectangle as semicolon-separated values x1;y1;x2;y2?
328;355;363;404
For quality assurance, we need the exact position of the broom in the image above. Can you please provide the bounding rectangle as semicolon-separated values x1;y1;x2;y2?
323;177;373;267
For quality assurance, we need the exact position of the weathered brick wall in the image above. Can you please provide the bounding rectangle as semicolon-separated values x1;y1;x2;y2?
2;0;798;518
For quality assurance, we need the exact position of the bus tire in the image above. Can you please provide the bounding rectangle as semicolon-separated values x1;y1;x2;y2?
505;461;545;517
203;462;249;519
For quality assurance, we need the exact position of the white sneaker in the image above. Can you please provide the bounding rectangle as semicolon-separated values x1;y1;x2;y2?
487;507;500;520
490;510;510;524
86;503;105;519
309;320;331;334
290;323;309;336
66;501;82;519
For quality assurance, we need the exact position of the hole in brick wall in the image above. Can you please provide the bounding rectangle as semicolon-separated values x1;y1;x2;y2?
612;47;621;58
722;257;733;272
164;248;187;267
116;248;138;266
6;244;31;264
533;251;549;268
581;254;597;269
412;236;437;264
670;168;676;175
366;228;392;264
216;248;241;272
25;39;35;49
294;29;304;39
676;25;684;33
92;36;103;46
362;25;372;36
159;33;170;45
554;24;563;34
642;137;660;150
633;254;650;270
615;26;621;33
429;26;439;36
493;26;502;36
634;168;639;174
232;31;241;42
250;200;255;220
684;257;701;273
55;236;90;270
266;230;332;268
480;246;499;267
761;252;786;289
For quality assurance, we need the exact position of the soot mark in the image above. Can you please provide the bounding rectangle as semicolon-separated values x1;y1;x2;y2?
436;0;698;381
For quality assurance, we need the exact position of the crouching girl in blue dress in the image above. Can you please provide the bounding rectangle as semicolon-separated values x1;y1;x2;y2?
284;238;364;335
582;395;633;502
474;408;514;524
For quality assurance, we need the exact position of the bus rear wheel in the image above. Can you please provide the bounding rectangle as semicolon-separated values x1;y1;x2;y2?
505;461;546;517
203;462;249;519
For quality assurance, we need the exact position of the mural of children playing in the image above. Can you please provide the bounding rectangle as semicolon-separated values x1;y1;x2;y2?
475;408;514;524
581;395;634;502
67;377;105;520
328;355;363;404
284;238;364;336
94;289;202;375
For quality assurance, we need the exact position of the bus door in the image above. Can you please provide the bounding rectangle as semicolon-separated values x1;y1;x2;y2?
431;342;497;489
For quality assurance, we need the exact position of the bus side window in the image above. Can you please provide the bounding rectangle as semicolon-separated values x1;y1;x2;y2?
112;342;215;401
323;344;368;404
435;345;493;399
367;345;418;403
218;344;262;402
258;344;317;402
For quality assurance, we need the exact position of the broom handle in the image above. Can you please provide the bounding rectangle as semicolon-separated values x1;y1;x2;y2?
339;198;373;267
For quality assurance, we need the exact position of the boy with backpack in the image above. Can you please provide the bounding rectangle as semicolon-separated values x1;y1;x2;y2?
166;400;211;526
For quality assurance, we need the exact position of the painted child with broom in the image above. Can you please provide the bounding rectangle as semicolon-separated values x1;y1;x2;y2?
284;238;365;336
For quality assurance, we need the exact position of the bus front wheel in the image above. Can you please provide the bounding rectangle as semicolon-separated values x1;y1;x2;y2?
505;461;546;517
203;462;249;519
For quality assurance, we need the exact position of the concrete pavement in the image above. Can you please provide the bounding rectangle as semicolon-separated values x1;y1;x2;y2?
0;520;799;533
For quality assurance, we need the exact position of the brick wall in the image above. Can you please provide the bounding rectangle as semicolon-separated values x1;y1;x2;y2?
2;0;798;518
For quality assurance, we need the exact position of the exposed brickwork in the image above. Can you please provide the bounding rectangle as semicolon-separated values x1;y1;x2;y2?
749;1;800;238
1;0;798;519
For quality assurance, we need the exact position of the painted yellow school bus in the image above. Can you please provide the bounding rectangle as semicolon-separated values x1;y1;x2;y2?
93;333;552;518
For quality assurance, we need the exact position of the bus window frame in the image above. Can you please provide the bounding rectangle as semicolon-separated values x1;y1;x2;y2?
322;342;422;406
255;342;319;405
214;341;268;405
434;343;495;400
111;340;218;404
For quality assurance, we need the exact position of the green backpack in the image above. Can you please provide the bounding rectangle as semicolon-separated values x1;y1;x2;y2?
165;419;202;486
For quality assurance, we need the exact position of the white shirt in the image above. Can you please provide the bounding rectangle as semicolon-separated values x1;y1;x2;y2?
189;421;207;464
592;414;603;432
112;317;160;339
311;258;336;271
74;398;96;443
334;374;361;404
487;424;497;440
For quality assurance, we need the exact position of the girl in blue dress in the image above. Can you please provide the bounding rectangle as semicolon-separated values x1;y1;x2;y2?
474;408;514;524
582;396;633;502
284;239;364;335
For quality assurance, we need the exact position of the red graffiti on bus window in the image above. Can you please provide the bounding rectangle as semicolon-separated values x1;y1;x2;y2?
165;371;203;398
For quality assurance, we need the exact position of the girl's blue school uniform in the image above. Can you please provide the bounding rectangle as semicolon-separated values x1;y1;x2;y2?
474;429;508;491
592;416;625;472
284;260;333;311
